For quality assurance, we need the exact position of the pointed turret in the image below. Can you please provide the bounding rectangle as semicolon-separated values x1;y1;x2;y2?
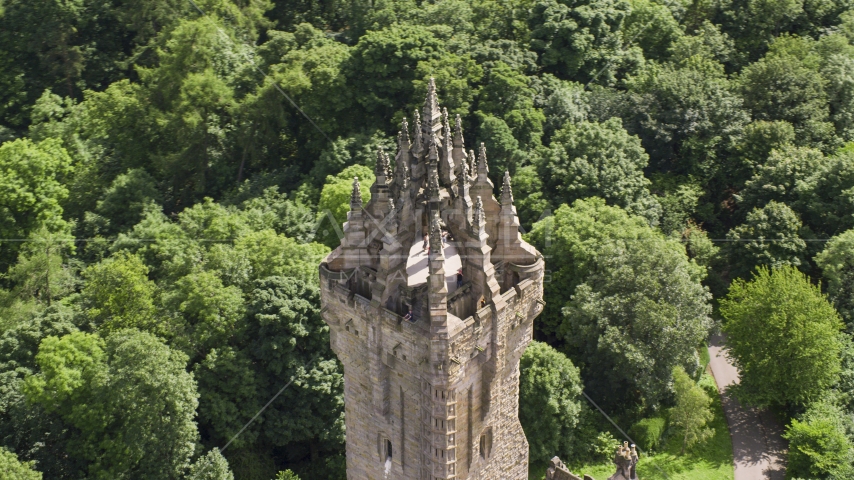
394;118;412;195
456;157;473;227
350;177;362;208
473;196;486;238
427;213;449;335
399;117;411;149
427;155;440;202
439;107;456;187
454;114;464;148
340;177;368;262
421;78;442;146
477;142;489;182
375;148;389;185
500;171;514;205
413;109;424;157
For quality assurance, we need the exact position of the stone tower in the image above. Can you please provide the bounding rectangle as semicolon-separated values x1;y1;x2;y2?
319;79;545;480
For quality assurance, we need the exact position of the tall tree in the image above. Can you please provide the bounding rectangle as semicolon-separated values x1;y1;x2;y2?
536;119;661;225
816;228;854;330
0;138;73;268
669;366;714;454
527;199;712;406
519;341;583;465
721;266;844;408
23;329;199;479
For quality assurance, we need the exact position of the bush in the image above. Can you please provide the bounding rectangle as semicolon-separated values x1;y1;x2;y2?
628;417;666;452
784;401;854;479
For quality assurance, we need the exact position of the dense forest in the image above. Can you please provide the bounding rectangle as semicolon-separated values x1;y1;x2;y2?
3;0;854;478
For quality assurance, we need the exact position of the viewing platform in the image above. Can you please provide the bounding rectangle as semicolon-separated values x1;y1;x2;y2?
405;240;462;294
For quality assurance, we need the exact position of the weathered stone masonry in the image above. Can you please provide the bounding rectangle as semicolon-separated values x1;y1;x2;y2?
319;79;545;480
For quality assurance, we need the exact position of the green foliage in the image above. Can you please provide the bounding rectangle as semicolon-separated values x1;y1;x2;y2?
0;447;42;480
0;138;73;268
669;366;714;454
4;226;77;307
650;174;705;235
737;145;826;215
24;329;199;479
276;469;301;480
84;168;162;236
726;200;808;279
317;165;375;248
187;448;234;480
734;120;796;172
529;0;639;83
784;400;854;479
528;199;712;407
816;229;854;328
80;251;159;335
626;55;748;181
738;39;835;147
537;118;661;224
721;266;844;408
628;417;666;452
519;341;583;465
477;61;544;152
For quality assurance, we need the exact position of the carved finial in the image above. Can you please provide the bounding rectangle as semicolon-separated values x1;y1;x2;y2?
458;161;469;189
443;107;452;146
383;149;392;178
413;109;423;155
468;149;477;178
478;143;489;178
454;114;464;148
388;198;396;216
428;137;439;162
473;196;485;236
400;161;409;189
350;177;362;207
376;148;389;177
500;171;514;205
399;118;411;149
429;214;443;253
428;163;440;198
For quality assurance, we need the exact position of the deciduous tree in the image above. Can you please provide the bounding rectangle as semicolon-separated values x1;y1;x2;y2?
721;266;843;408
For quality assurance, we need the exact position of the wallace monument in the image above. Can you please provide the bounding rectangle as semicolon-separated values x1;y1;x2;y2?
318;79;546;479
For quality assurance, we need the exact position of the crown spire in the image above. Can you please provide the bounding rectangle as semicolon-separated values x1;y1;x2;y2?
500;171;514;205
454;114;464;148
350;177;362;207
473;196;486;236
443;107;452;148
422;78;442;144
429;214;443;254
477;143;489;179
458;161;470;189
413;109;423;156
398;118;411;149
376;148;389;178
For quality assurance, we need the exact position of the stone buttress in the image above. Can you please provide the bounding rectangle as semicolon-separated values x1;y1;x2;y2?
319;79;545;480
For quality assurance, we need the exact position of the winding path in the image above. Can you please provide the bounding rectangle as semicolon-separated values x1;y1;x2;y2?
707;334;787;480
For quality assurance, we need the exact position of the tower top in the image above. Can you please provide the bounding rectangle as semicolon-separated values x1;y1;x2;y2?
319;76;545;480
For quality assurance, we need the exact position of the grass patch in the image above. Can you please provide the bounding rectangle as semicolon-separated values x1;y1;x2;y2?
529;372;733;480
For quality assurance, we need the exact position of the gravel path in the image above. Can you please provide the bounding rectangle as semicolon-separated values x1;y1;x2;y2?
707;334;787;480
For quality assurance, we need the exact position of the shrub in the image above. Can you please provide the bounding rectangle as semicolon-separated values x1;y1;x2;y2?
628;417;666;452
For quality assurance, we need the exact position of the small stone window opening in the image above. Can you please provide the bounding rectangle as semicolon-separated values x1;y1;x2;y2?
386;439;393;460
479;428;493;460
